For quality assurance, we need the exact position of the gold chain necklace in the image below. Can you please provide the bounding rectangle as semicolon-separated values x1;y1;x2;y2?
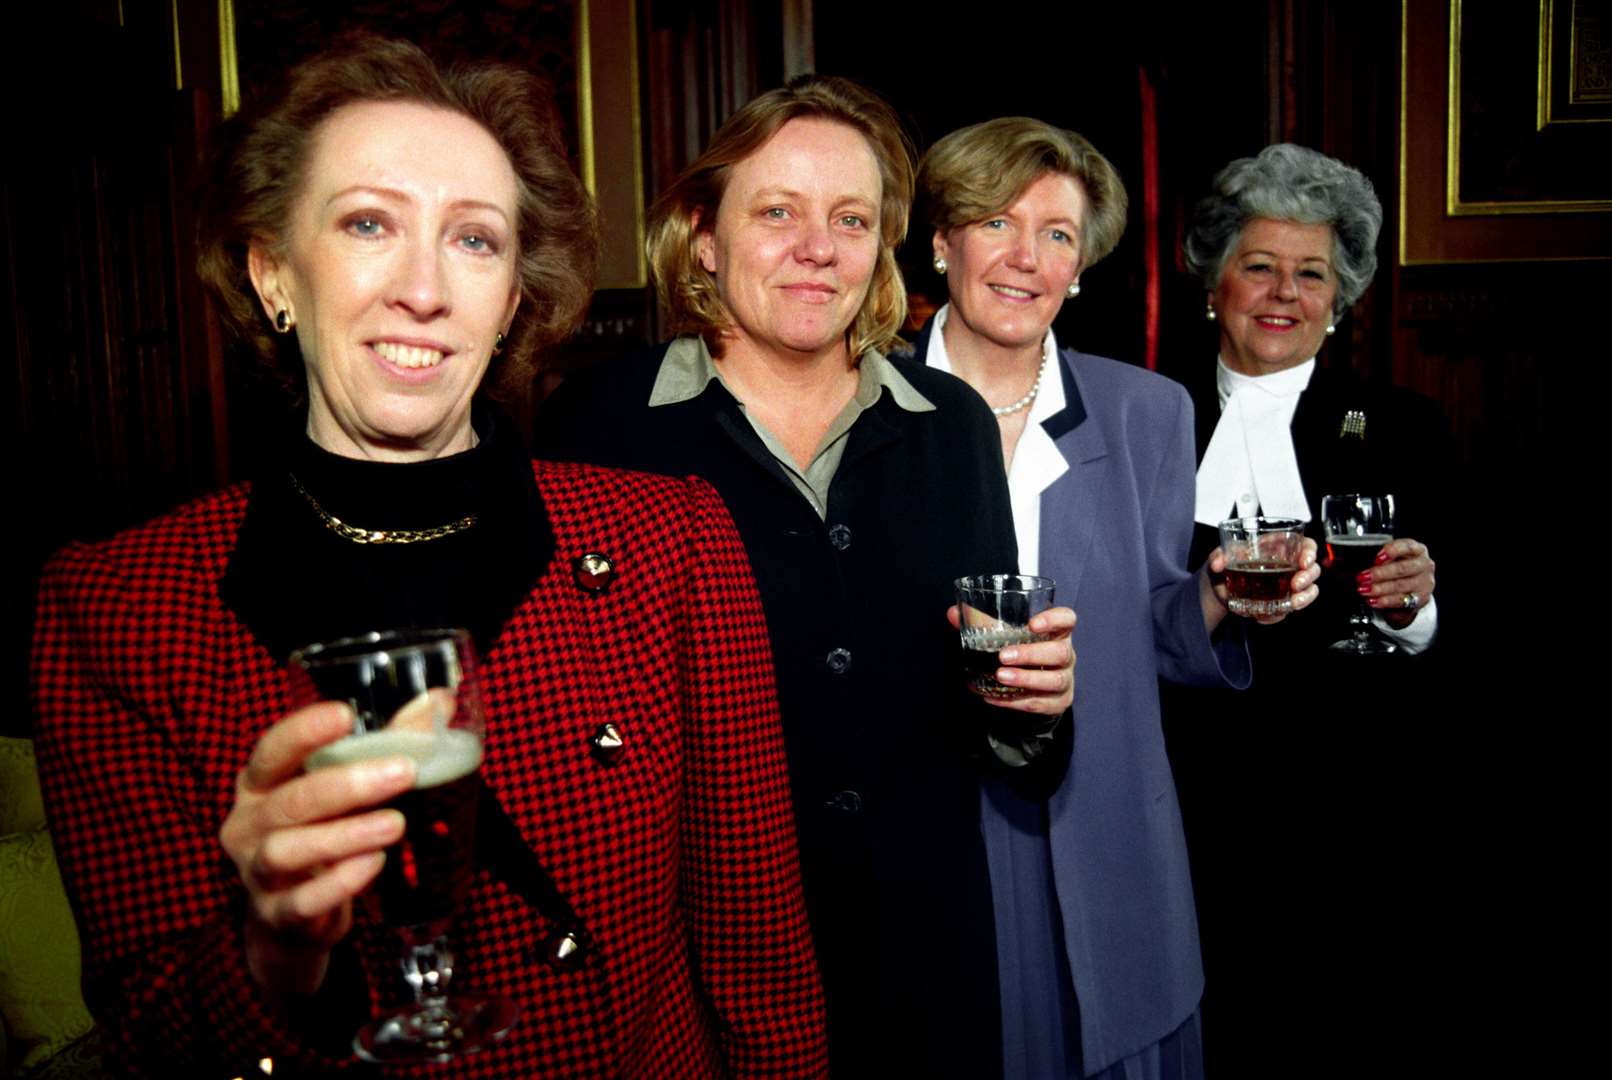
288;472;477;545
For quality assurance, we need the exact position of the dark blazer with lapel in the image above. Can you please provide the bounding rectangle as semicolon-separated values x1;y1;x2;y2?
906;321;1250;1073
537;341;1052;1079
1166;362;1453;1069
32;463;828;1078
1186;364;1449;658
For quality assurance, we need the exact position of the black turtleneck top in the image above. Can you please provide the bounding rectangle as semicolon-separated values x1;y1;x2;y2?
221;407;553;662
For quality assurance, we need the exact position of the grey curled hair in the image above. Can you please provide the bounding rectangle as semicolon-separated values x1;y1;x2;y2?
1183;143;1382;317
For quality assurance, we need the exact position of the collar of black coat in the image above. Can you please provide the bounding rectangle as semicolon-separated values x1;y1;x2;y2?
220;401;554;662
1188;359;1371;463
648;334;936;412
899;314;1087;441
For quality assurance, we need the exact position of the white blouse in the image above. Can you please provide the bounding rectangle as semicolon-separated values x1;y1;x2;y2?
923;304;1067;576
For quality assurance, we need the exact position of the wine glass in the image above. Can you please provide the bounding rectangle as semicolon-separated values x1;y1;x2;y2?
288;628;518;1063
1321;495;1396;655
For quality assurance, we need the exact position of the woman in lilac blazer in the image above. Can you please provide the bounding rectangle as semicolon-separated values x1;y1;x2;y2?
904;118;1319;1080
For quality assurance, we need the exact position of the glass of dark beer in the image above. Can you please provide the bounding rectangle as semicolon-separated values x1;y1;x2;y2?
1216;517;1306;617
954;575;1056;699
1321;494;1397;655
289;628;517;1063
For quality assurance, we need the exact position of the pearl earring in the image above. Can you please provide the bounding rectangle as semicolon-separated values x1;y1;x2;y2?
1205;300;1216;322
1325;323;1336;336
1066;282;1081;298
933;257;947;275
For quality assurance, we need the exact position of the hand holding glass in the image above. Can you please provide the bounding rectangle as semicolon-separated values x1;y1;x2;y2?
288;628;516;1063
1216;517;1307;617
1321;494;1397;655
954;575;1056;699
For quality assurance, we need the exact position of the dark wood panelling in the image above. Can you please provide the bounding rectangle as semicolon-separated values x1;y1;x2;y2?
6;7;226;735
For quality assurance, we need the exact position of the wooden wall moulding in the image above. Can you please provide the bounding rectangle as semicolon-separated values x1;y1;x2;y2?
1400;0;1612;263
579;0;648;290
1400;285;1520;324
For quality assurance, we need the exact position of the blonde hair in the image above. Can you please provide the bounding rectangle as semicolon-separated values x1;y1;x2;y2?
918;117;1128;272
646;75;915;358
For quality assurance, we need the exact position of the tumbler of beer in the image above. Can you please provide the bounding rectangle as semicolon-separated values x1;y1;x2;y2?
1321;494;1397;655
954;575;1056;699
1216;517;1307;617
288;628;517;1063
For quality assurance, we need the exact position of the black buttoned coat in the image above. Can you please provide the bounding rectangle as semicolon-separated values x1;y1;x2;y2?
538;342;1048;1079
1166;363;1454;1071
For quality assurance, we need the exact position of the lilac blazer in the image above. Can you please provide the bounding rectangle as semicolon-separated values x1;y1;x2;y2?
908;319;1250;1073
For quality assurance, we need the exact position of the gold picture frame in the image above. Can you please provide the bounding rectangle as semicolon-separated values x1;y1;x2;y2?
1538;0;1612;129
1400;0;1612;263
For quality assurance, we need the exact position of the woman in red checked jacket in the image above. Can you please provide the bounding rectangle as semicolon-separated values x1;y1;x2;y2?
30;37;826;1078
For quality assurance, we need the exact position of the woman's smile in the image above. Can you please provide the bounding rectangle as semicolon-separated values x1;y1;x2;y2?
696;116;882;365
934;171;1087;362
249;100;521;460
371;341;448;369
1211;217;1338;376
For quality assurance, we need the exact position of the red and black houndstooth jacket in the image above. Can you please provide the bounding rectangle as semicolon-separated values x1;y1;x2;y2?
31;461;828;1077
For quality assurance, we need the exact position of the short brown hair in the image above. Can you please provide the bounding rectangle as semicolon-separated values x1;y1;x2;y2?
918;117;1128;273
197;35;597;393
646;75;915;359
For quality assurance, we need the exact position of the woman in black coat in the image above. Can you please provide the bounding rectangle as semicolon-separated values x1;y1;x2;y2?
539;76;1076;1078
1164;144;1451;1076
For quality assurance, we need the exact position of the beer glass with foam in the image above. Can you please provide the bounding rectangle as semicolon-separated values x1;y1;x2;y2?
1321;494;1397;654
290;628;517;1062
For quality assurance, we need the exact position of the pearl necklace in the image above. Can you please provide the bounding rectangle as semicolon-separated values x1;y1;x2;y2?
992;353;1047;417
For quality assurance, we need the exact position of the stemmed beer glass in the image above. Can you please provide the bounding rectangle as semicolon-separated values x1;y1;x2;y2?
288;628;517;1062
1321;495;1396;655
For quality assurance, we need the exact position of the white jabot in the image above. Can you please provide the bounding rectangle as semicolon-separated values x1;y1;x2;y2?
1194;357;1316;526
925;304;1068;575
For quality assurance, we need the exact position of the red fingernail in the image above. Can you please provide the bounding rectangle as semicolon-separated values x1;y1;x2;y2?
1356;571;1373;586
1375;551;1391;564
1357;584;1373;595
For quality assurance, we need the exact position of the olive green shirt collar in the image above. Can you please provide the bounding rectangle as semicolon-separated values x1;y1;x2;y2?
648;335;934;517
648;335;934;412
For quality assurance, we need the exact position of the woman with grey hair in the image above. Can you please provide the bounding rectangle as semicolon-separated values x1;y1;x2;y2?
1168;143;1450;1072
1186;143;1437;642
